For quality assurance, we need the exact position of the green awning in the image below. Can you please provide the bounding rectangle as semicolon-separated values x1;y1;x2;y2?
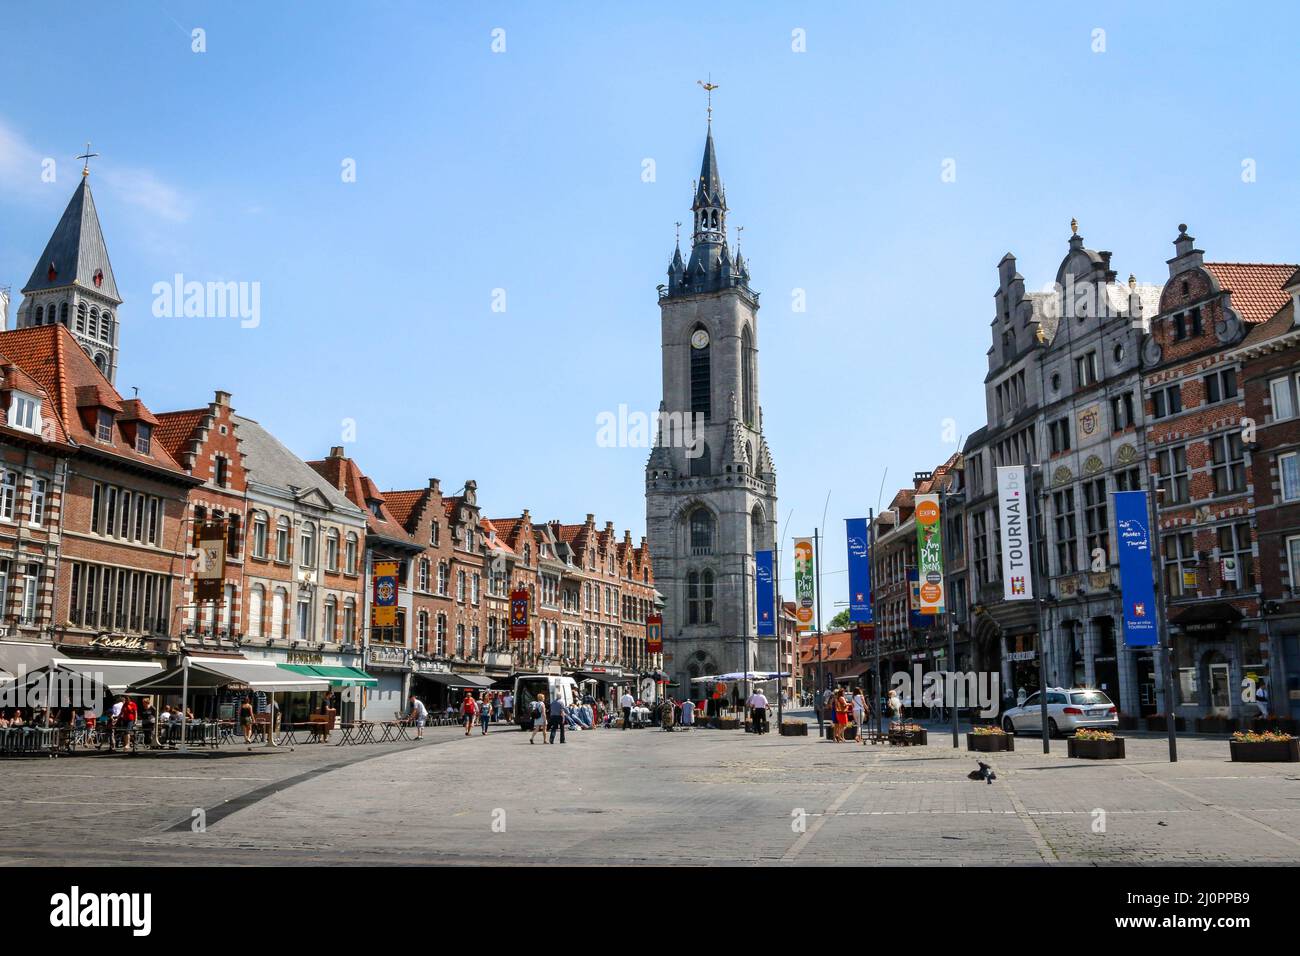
280;664;377;688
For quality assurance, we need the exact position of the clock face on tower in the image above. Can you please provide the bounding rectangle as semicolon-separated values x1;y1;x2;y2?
691;329;710;350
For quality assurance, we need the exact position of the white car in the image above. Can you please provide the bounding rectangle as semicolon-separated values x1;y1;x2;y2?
1001;687;1118;737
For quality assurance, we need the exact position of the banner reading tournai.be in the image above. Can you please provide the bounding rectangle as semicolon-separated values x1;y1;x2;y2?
1115;491;1158;647
996;465;1035;601
914;494;944;615
845;517;872;623
793;537;815;632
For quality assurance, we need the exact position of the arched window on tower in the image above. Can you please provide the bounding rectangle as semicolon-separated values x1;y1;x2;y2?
60;302;69;326
751;505;765;551
690;325;711;420
689;507;715;555
741;325;755;426
34;306;43;325
76;302;86;333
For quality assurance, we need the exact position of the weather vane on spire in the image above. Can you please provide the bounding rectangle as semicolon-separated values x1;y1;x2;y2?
697;76;719;125
76;142;99;178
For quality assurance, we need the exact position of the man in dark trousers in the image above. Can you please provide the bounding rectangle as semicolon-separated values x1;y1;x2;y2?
548;693;567;744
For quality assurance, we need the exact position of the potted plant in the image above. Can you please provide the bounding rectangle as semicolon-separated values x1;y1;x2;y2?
716;716;741;730
1228;730;1300;763
888;722;927;746
1196;716;1238;735
1145;714;1186;733
967;725;1014;752
1067;727;1126;759
780;719;808;737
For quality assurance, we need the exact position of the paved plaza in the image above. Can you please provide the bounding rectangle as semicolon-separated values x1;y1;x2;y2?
2;717;1298;866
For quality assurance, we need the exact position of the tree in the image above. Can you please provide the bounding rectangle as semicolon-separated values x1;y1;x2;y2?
829;609;851;630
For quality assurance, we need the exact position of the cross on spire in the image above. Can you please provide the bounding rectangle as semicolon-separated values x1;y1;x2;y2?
76;142;99;177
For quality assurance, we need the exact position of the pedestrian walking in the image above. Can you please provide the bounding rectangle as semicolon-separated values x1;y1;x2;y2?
461;692;478;736
887;688;903;726
548;694;567;744
852;685;867;744
831;688;849;742
479;693;492;735
503;691;514;722
407;695;428;739
681;697;695;729
529;693;548;744
619;689;635;729
746;687;769;735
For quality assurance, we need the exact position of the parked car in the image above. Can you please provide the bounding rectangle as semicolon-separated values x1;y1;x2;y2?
1001;687;1118;737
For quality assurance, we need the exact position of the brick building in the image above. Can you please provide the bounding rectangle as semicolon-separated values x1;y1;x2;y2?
309;448;424;718
0;325;198;663
1140;225;1296;719
1231;271;1300;717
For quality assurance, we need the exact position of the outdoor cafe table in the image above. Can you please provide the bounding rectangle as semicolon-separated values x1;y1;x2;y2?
375;720;413;742
336;721;377;746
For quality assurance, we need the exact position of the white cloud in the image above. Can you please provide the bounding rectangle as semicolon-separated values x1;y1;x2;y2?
0;119;50;200
100;165;193;223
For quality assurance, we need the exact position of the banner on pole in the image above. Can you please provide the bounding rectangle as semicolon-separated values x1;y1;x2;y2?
646;614;663;653
1115;491;1158;647
371;561;399;627
509;589;530;640
996;465;1035;601
194;521;227;603
755;550;775;635
846;518;872;623
793;537;815;632
914;494;944;615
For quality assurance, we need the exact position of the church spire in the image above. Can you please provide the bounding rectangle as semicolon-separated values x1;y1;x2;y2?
691;125;725;246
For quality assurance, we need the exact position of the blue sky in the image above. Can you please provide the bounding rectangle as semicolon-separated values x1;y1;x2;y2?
2;1;1298;623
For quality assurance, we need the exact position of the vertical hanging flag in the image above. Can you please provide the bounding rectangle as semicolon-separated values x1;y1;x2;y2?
646;613;663;653
908;568;924;628
372;561;399;628
755;549;775;635
914;494;944;615
194;521;227;603
509;589;530;640
845;518;872;622
793;537;815;632
996;465;1035;601
1115;491;1158;647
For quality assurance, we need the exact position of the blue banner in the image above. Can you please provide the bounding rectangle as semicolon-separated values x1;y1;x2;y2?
1115;491;1158;647
846;517;872;622
908;568;925;628
755;549;775;636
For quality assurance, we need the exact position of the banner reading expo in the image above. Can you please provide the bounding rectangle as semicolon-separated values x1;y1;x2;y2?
754;550;775;636
914;495;944;614
845;518;872;622
996;465;1034;601
1115;491;1158;646
793;537;815;632
371;561;399;627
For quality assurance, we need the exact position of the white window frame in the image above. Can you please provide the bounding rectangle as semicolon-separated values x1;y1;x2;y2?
28;477;46;526
1272;376;1296;421
9;392;42;434
1282;452;1300;503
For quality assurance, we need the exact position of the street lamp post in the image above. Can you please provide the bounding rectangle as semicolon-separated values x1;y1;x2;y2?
814;525;825;738
941;485;964;749
1029;467;1051;754
1146;473;1178;763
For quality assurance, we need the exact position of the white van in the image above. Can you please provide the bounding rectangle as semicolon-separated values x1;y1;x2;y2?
513;674;579;730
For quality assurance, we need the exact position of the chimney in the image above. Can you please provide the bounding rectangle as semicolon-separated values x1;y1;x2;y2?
329;446;345;459
428;478;441;493
585;513;595;525
214;390;231;407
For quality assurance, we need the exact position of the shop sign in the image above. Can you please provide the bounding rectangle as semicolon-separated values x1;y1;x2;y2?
287;650;324;665
1006;650;1037;662
89;635;146;652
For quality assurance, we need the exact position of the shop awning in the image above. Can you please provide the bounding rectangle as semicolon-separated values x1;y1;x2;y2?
47;659;164;693
834;664;872;682
414;672;495;689
129;657;329;693
573;670;627;684
280;664;377;687
0;641;68;681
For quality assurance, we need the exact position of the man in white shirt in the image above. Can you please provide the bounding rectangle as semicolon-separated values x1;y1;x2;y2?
747;689;769;735
407;695;429;739
503;692;514;722
681;698;695;728
619;691;635;729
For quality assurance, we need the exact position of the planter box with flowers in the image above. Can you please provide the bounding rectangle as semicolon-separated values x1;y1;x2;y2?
1196;716;1238;735
715;717;741;730
1251;718;1299;736
1145;715;1186;733
779;720;808;737
1228;731;1300;763
888;723;927;746
1067;728;1126;759
967;726;1014;752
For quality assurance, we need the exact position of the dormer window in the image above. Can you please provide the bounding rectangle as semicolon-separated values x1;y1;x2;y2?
369;499;383;519
47;263;57;282
96;409;114;442
93;269;104;288
8;392;42;434
135;423;152;455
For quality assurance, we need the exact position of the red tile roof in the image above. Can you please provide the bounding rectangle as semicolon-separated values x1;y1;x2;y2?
1205;262;1299;324
382;489;426;529
154;408;207;460
307;453;416;542
0;325;185;475
0;354;68;445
